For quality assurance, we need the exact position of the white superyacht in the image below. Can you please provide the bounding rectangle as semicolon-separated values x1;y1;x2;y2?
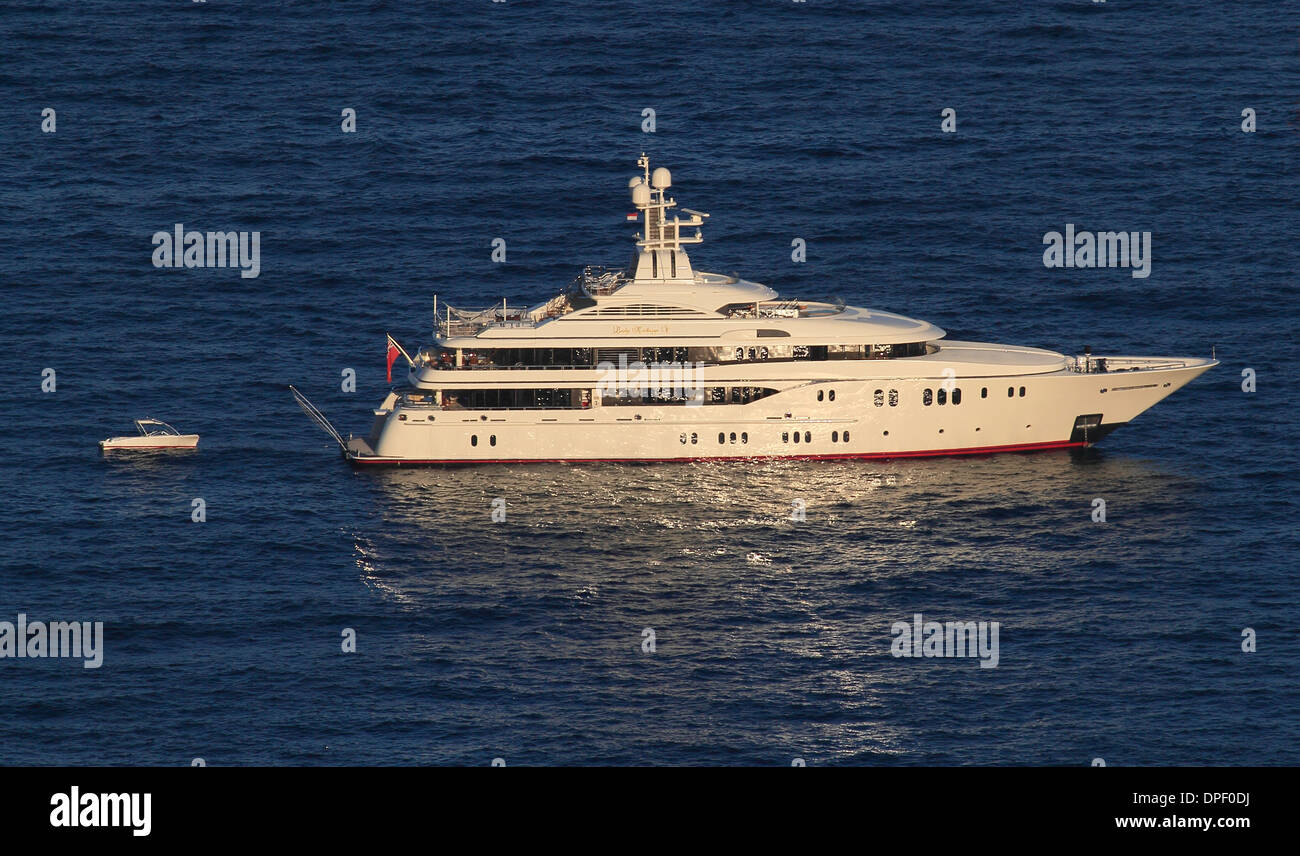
298;155;1215;466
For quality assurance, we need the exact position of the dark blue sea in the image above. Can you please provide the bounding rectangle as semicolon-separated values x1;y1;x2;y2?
0;0;1296;766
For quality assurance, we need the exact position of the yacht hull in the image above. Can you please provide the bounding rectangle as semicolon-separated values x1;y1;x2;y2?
346;357;1213;466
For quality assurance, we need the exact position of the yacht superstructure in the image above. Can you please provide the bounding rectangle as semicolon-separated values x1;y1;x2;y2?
323;155;1215;466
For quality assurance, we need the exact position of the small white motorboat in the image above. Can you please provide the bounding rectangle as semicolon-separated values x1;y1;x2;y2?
100;419;199;450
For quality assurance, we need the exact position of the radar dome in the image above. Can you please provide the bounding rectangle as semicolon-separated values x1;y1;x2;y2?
628;176;643;188
631;183;651;206
651;167;671;189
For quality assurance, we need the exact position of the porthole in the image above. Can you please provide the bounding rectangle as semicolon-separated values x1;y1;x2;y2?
832;431;839;443
1007;387;1014;398
729;432;737;443
981;387;988;398
937;388;947;406
817;390;824;402
923;389;933;406
953;389;962;405
398;414;407;421
718;433;725;444
828;390;835;401
741;432;748;444
874;389;884;407
889;389;898;407
691;433;698;444
883;430;889;436
939;428;944;434
1019;386;1026;397
804;431;811;443
470;435;477;446
782;432;789;443
843;431;850;442
489;435;496;446
680;433;688;445
793;432;800;444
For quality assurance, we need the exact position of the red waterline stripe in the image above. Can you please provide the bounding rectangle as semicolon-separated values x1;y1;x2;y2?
347;439;1087;466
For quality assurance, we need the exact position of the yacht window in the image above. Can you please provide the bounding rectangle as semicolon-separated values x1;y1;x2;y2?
489;435;496;446
793;432;800;444
680;433;687;445
1019;386;1026;397
937;389;947;406
470;435;478;446
691;433;698;444
832;431;839;443
889;389;898;406
782;432;789;443
729;432;737;443
981;387;988;398
1008;387;1014;397
741;432;748;444
953;389;962;405
843;431;850;442
829;390;836;401
718;433;725;444
817;390;824;402
874;389;884;407
804;431;811;443
923;389;933;406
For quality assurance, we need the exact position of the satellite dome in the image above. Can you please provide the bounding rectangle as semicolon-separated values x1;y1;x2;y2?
651;167;672;189
631;183;651;206
628;176;643;188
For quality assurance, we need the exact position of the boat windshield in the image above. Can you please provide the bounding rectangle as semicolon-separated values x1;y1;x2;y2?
135;419;180;436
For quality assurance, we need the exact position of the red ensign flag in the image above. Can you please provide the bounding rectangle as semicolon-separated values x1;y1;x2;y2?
386;334;401;383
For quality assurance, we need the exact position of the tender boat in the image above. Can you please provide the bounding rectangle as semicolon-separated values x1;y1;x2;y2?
100;419;199;450
293;154;1216;466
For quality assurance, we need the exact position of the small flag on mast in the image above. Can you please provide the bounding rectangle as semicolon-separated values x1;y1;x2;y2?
625;212;638;221
386;333;412;383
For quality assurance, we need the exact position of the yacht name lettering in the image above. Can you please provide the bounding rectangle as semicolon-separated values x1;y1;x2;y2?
151;223;261;279
1042;224;1151;278
612;324;667;335
0;613;103;668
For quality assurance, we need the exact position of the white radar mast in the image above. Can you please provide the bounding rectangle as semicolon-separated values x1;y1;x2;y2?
626;153;707;284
